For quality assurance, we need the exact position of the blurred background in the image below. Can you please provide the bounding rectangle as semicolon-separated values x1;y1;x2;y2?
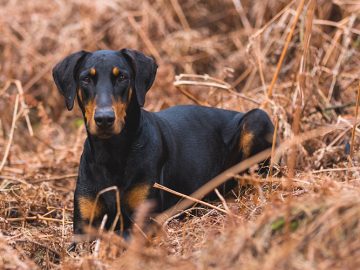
1;0;358;120
0;0;359;269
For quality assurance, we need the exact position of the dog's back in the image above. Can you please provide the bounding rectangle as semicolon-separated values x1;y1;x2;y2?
149;105;244;208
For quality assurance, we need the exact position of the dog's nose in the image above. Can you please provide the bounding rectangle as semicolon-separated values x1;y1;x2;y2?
94;108;115;128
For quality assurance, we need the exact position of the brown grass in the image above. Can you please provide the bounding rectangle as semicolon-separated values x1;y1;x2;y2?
0;0;360;269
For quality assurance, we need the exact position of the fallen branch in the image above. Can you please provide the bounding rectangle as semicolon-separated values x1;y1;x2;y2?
153;182;232;216
174;73;260;105
32;173;78;183
0;94;20;172
267;0;306;98
4;215;72;224
350;81;360;157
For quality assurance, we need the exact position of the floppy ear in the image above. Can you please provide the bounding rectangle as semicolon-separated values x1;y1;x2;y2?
52;51;88;110
121;49;158;107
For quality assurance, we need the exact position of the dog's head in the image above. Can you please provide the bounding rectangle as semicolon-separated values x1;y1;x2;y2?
52;49;157;138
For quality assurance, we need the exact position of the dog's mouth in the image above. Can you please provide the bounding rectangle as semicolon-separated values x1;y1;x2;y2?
86;115;124;139
90;124;124;139
91;127;117;139
95;131;114;139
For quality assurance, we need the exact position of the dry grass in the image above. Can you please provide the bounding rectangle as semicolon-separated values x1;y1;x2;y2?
0;0;360;269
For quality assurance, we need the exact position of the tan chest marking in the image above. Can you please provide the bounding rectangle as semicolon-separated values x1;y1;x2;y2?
78;196;102;221
126;184;150;210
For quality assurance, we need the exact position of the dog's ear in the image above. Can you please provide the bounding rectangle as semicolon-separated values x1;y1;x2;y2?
121;49;158;107
52;51;88;110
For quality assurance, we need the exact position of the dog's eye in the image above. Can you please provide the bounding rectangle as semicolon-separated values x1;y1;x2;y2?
82;76;91;84
118;74;126;81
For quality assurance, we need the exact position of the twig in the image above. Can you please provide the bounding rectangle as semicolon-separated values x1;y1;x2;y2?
153;182;231;216
235;175;311;185
267;0;306;98
314;19;360;36
0;81;11;97
61;207;65;250
0;175;27;185
128;202;153;253
288;105;301;179
231;67;252;88
176;74;231;85
255;38;267;95
93;214;108;258
15;239;60;258
174;80;231;90
214;188;231;214
177;87;209;106
269;116;279;179
1;80;34;136
32;173;78;183
127;14;162;63
89;186;123;234
169;0;191;31
13;80;33;136
162;207;208;228
174;74;260;105
308;102;356;115
312;167;360;174
0;94;20;172
350;82;360;157
5;215;71;224
327;126;350;149
232;0;252;31
327;15;356;101
250;0;296;40
322;21;346;66
23;63;53;92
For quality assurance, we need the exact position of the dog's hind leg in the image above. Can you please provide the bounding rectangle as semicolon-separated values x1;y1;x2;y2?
223;109;276;175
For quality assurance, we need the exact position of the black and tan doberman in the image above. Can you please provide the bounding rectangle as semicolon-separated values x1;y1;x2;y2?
52;49;274;238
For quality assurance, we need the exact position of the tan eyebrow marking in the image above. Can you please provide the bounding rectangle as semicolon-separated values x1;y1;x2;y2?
90;67;96;76
112;67;120;77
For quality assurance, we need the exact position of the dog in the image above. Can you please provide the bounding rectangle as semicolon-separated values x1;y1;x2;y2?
52;49;275;236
